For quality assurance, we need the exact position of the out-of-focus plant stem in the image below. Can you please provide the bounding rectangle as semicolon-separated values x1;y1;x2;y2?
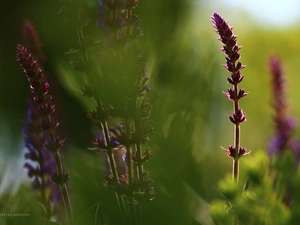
70;0;126;218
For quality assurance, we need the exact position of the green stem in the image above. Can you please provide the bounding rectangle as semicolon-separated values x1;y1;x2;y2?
233;159;239;184
135;131;145;224
48;123;73;224
125;121;133;186
233;82;240;225
126;8;132;37
136;143;144;182
233;83;240;185
125;120;136;225
39;158;52;219
102;120;120;182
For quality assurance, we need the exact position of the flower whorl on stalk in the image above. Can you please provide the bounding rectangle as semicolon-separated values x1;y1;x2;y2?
212;12;249;159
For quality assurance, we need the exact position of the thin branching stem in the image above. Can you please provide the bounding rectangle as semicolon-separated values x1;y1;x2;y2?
48;117;73;224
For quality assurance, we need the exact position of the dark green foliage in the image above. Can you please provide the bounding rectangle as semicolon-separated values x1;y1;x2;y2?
210;150;300;225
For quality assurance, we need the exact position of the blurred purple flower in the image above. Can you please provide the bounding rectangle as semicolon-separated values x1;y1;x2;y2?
22;19;46;63
267;56;300;167
98;0;105;7
23;99;61;218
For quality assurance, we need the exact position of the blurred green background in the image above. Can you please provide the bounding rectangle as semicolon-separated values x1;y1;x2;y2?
1;0;300;224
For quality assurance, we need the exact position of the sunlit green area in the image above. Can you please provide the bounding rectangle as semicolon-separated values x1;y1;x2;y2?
1;0;300;224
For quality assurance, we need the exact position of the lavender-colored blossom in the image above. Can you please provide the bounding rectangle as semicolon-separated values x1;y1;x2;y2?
267;56;300;166
23;99;61;219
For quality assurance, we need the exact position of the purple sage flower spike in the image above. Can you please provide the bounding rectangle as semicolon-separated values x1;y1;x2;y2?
212;12;249;183
16;44;73;224
267;56;300;167
23;99;61;220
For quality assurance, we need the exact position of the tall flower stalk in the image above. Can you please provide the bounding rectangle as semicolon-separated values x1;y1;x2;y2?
21;19;61;221
16;45;73;224
59;0;154;224
267;56;300;166
267;56;300;207
212;12;249;184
